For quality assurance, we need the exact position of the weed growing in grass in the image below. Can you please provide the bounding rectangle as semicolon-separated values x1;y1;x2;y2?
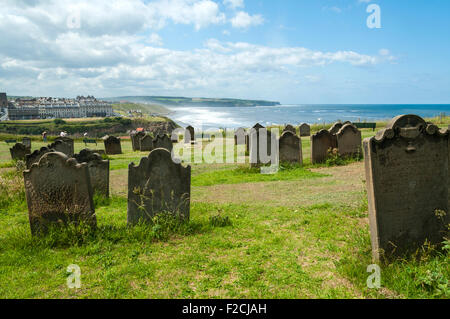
209;209;232;227
0;162;26;212
325;148;363;167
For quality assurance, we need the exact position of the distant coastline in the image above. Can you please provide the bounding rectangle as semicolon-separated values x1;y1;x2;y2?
102;96;281;108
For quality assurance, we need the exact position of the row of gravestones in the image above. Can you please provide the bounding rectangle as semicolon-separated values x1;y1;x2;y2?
15;114;450;262
23;142;184;235
311;122;362;164
233;122;361;166
130;131;174;152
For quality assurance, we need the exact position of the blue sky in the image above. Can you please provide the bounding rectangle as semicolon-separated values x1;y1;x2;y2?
0;0;449;104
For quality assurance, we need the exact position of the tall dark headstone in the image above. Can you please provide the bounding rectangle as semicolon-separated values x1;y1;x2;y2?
364;115;450;261
127;148;191;225
249;124;278;167
131;131;145;151
299;123;311;137
310;130;335;164
139;134;154;152
279;131;303;164
234;127;247;145
336;123;362;157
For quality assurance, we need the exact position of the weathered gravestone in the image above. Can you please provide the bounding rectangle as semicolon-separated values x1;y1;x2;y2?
185;126;195;144
139;134;154;152
23;152;96;235
48;140;72;156
26;146;54;169
310;130;336;164
127;148;191;225
329;122;344;135
22;137;32;149
131;131;145;151
152;134;173;152
234;127;247;145
103;135;122;155
336;123;362;157
74;149;110;197
363;114;450;261
55;137;74;156
299;123;311;137
283;124;297;135
10;143;31;161
279;131;303;164
249;124;278;167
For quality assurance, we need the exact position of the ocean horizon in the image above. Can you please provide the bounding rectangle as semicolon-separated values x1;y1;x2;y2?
168;104;450;129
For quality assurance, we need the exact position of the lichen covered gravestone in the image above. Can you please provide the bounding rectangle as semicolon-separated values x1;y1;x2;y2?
152;134;173;152
336;123;362;157
23;152;96;235
48;140;72;157
10;143;31;161
279;131;303;164
310;130;335;164
185;126;195;144
74;149;110;197
127;148;191;225
363;114;450;261
55;137;74;156
299;123;311;137
103;135;122;155
26;146;54;169
139;134;154;152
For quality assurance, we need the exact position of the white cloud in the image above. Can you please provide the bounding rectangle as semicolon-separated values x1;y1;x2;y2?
0;1;389;99
230;11;264;28
149;33;163;46
223;0;244;9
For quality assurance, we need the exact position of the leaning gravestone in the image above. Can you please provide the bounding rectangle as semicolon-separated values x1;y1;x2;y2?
55;137;74;156
139;134;154;152
74;149;110;197
103;135;122;155
336;123;362;157
299;123;311;137
26;146;54;169
152;134;173;152
310;130;336;164
10;143;31;161
22;137;32;149
234;127;247;145
185;126;195;144
131;131;145;151
23;152;96;235
364;114;450;261
283;124;297;135
48;140;72;157
127;148;191;225
279;131;303;164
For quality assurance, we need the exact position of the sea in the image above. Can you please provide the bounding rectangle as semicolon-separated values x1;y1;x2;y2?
168;104;450;129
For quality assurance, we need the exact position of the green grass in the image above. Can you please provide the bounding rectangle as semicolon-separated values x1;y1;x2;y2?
192;165;327;187
0;120;448;299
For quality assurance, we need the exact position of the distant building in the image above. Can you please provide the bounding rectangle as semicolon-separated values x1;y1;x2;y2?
4;95;114;120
